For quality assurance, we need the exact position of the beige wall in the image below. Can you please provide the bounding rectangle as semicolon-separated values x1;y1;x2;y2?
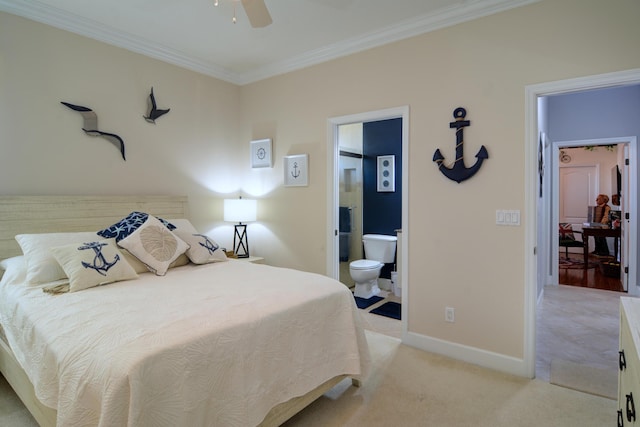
2;0;639;373
238;0;640;363
0;12;241;242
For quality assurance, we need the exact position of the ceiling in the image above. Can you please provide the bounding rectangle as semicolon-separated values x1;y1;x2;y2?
0;0;536;85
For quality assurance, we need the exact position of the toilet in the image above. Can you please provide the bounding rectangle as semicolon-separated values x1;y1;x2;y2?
350;234;397;299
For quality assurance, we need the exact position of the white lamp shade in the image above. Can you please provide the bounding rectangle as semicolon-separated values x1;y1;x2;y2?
224;199;257;223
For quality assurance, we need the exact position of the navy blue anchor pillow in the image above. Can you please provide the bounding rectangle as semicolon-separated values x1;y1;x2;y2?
48;240;138;293
172;226;228;265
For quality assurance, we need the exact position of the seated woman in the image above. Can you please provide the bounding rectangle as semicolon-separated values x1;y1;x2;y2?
593;194;611;256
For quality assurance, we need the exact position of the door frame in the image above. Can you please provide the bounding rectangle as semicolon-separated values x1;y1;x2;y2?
327;106;409;333
551;138;636;291
525;68;640;378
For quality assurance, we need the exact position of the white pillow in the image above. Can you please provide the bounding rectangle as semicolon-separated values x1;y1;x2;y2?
117;215;189;276
168;218;199;233
50;241;138;292
173;229;228;265
0;256;27;286
15;232;101;285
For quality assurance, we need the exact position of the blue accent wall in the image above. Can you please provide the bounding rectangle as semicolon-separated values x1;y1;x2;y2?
363;118;402;277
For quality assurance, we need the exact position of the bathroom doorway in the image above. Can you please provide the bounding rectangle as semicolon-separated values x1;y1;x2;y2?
327;106;409;336
337;119;402;289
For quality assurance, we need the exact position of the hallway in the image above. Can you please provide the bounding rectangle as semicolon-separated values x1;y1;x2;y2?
536;284;622;398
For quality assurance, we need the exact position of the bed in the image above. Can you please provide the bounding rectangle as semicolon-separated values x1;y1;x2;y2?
0;196;369;427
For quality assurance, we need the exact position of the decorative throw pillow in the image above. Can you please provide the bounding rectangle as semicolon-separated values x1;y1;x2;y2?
101;238;149;274
559;223;575;240
110;238;189;273
50;240;138;292
173;229;228;265
96;211;176;242
15;232;103;285
117;215;189;276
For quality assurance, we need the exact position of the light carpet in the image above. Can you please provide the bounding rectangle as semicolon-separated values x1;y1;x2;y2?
0;374;38;427
550;358;617;400
1;330;616;427
284;330;614;426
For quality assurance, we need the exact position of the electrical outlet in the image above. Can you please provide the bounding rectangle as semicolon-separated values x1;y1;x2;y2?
445;307;455;323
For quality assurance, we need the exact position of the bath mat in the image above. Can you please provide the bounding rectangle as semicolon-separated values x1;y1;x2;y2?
550;359;616;400
354;295;384;309
370;301;401;320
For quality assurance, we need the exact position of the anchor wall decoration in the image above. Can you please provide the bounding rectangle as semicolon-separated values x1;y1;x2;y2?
284;154;309;187
433;107;488;183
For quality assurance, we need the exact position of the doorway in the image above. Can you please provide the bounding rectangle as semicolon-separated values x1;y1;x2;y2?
327;106;409;338
337;119;402;289
525;69;640;378
552;139;633;292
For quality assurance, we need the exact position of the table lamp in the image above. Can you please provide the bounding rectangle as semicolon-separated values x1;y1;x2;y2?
224;197;257;258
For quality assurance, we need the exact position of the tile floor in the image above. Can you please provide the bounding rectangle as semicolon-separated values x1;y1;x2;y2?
535;284;622;383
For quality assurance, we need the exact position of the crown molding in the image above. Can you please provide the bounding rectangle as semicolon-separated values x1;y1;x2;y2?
237;0;539;84
0;0;539;86
0;0;239;83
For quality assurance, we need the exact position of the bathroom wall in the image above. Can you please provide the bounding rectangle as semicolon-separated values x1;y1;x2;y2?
339;123;364;287
363;118;403;279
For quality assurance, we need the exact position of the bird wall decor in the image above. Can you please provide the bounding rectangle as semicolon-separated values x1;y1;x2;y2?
60;101;126;161
143;87;170;123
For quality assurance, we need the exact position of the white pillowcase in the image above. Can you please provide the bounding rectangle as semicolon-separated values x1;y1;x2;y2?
0;256;27;286
173;229;228;265
15;232;101;285
50;241;138;292
117;215;189;276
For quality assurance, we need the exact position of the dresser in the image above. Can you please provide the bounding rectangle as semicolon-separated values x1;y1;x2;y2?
619;298;640;426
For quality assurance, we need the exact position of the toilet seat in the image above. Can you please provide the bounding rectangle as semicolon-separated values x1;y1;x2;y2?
350;259;382;270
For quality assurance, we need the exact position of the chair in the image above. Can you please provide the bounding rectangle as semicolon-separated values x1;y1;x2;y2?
559;223;584;259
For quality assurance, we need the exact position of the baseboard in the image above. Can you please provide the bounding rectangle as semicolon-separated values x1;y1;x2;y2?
403;331;528;377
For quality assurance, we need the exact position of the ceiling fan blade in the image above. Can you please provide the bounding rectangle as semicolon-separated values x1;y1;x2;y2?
241;0;272;28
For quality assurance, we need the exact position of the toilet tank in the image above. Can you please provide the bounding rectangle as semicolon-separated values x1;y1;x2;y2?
362;234;397;263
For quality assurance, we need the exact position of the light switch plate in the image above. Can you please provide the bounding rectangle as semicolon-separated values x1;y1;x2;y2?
496;209;520;226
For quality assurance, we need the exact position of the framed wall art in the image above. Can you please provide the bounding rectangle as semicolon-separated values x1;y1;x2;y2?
377;155;395;192
284;154;308;187
250;138;272;168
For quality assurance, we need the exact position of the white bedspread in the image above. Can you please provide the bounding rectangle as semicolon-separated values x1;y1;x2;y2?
0;260;369;427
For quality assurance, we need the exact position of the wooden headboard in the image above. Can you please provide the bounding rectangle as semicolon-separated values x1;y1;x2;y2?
0;196;188;260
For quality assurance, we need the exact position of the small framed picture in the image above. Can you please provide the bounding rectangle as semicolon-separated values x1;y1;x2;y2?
377;155;395;192
250;138;272;168
284;154;308;187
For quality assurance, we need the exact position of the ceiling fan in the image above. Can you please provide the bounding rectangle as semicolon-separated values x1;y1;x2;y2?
214;0;272;28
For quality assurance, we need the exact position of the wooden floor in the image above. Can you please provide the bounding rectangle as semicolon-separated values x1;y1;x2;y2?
558;253;624;292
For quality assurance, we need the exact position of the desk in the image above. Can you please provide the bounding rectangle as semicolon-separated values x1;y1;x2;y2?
582;227;621;269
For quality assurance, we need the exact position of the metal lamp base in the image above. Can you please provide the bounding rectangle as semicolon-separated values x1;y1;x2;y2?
233;224;250;258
